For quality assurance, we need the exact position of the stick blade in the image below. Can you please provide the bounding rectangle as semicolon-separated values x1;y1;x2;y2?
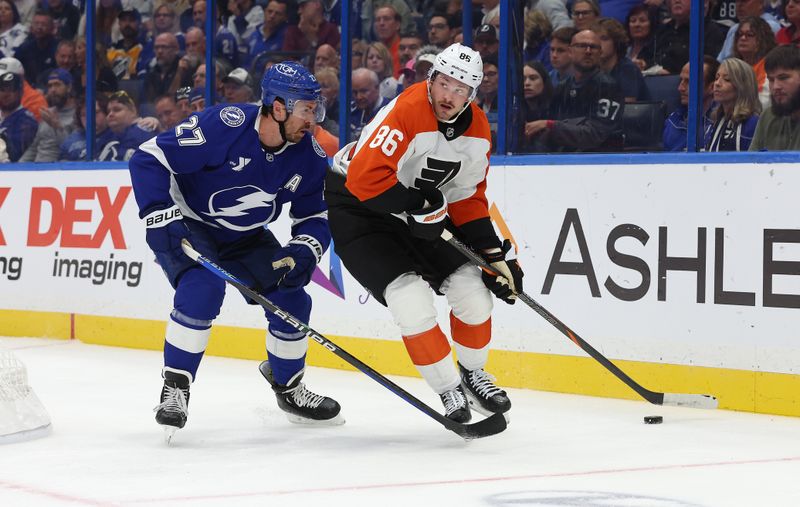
662;393;718;409
449;412;508;440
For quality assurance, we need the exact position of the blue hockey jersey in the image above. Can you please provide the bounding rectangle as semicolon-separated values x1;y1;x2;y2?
0;106;38;162
128;103;330;251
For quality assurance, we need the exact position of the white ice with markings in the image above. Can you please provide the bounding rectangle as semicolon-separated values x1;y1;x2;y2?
1;336;799;507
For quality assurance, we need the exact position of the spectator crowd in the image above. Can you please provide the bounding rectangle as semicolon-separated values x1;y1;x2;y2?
1;0;800;162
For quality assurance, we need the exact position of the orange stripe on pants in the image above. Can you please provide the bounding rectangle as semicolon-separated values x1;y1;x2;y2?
450;312;491;349
402;326;451;366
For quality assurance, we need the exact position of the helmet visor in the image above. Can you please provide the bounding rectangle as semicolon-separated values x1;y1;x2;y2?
287;97;326;123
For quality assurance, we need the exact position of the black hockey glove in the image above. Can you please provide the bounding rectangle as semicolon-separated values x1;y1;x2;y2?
271;235;323;292
406;187;448;241
143;205;193;287
481;239;524;305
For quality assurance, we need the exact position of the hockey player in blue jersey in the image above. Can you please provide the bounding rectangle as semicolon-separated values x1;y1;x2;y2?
128;61;342;440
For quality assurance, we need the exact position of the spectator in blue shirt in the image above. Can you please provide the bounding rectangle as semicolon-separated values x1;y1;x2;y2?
245;0;289;69
59;94;116;161
0;70;36;161
663;57;718;151
14;9;57;86
97;90;156;161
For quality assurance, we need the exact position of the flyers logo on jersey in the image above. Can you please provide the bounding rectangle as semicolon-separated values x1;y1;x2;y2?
414;157;462;189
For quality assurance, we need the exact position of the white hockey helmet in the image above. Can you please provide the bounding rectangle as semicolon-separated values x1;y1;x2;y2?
429;43;483;102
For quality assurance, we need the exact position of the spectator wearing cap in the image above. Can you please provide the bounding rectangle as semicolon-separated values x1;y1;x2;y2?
189;86;205;112
174;85;192;121
427;13;455;50
475;24;500;60
0;70;37;161
20;69;76;162
0;0;27;58
350;67;390;141
142;33;190;104
154;93;181;132
412;47;438;84
373;5;402;78
245;0;289;69
59;94;115;160
0;57;45;121
283;0;340;54
14;10;57;87
189;0;240;69
227;0;264;48
97;90;157;161
44;0;79;40
106;9;147;80
222;67;256;103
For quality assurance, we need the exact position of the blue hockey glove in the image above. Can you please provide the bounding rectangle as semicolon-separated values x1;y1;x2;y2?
271;235;323;292
143;205;193;286
406;187;447;241
481;239;524;305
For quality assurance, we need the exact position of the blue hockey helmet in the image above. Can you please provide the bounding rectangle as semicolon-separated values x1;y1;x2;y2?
261;61;325;122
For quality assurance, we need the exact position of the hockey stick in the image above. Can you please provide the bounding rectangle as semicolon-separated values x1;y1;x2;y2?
440;230;718;410
180;240;507;440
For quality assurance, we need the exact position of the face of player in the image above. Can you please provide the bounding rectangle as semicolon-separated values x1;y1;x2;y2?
523;65;544;99
429;73;471;122
106;100;137;134
628;11;651;41
768;67;800;116
549;38;572;72
283;100;316;143
713;65;737;110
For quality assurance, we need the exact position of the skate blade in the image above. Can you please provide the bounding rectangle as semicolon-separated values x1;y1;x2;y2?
465;393;511;424
285;412;346;426
162;425;179;444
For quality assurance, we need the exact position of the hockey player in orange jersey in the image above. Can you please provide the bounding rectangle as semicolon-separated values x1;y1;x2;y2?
326;43;524;423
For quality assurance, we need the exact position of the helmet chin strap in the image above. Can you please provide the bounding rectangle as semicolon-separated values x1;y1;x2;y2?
269;108;289;144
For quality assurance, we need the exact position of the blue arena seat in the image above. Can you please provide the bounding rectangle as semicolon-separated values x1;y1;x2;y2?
622;101;667;152
643;75;681;115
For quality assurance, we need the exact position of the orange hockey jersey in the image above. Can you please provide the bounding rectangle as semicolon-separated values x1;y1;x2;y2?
332;81;493;230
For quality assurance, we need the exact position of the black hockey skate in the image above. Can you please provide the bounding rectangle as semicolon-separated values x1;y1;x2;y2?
154;369;191;443
439;385;471;423
259;361;344;426
459;362;511;418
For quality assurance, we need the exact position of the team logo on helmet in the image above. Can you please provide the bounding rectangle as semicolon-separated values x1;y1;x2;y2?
274;63;298;77
219;106;246;127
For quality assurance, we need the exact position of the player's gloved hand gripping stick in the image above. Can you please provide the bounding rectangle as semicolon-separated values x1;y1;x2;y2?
181;239;507;440
440;229;719;410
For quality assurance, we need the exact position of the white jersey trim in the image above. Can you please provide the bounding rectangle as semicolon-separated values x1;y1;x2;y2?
139;136;176;174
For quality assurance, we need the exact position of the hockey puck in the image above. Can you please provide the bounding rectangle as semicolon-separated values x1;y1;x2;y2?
644;415;663;424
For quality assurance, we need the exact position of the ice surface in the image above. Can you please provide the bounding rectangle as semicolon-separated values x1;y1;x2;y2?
1;336;799;507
